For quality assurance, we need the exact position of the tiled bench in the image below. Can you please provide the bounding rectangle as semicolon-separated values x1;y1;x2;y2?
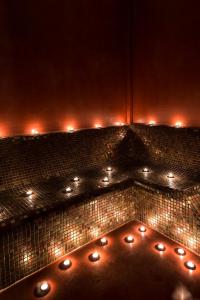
0;125;199;289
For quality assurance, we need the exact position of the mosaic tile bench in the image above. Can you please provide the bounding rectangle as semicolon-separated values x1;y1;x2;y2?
0;124;199;289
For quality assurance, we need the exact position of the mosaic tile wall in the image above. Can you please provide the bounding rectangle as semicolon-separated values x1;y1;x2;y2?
0;186;135;289
133;182;200;256
0;126;128;191
132;124;200;176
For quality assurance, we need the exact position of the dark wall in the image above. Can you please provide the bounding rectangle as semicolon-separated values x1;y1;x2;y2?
133;0;200;127
0;0;130;136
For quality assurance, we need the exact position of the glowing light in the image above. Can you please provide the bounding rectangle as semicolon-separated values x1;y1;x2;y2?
155;243;166;252
167;172;175;179
115;122;124;126
142;167;149;173
95;124;102;129
175;122;182;128
66;187;72;193
106;166;112;172
102;176;109;183
125;235;134;243
149;120;156;126
59;259;72;270
40;282;49;291
184;261;196;271
89;252;100;262
26;190;33;196
67;126;74;133
35;281;50;297
139;226;147;233
31;128;39;135
175;248;186;256
99;237;108;246
72;176;79;182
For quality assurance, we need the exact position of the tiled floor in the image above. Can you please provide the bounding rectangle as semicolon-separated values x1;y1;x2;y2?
1;220;200;300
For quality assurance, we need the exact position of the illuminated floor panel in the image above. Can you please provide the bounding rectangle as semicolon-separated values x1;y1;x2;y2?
1;220;200;300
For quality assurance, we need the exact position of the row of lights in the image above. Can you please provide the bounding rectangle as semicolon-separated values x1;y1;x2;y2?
26;166;175;198
142;121;183;128
35;225;197;297
30;123;125;136
28;120;184;137
26;167;113;197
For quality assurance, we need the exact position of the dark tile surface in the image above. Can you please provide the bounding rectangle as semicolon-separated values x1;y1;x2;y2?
1;220;200;300
0;162;199;230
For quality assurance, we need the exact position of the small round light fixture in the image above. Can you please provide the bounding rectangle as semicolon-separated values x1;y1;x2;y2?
99;237;108;246
102;176;109;183
139;226;147;233
155;243;166;252
106;166;112;172
67;126;74;133
72;176;79;182
95;124;102;129
175;122;182;128
167;172;175;179
149;120;156;126
35;281;50;297
26;190;33;196
89;252;100;262
184;261;196;271
59;259;72;270
31;129;39;135
142;168;149;173
175;248;186;256
124;235;134;243
65;187;73;193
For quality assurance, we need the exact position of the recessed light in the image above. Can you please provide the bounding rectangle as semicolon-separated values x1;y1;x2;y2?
175;248;186;256
31;129;39;135
155;243;166;252
95;124;102;129
149;121;156;126
89;252;100;262
102;177;109;183
142;168;149;173
26;190;33;196
106;167;112;172
99;237;108;246
124;235;134;243
175;122;182;128
65;187;73;193
59;259;72;270
35;281;50;297
184;261;196;271
139;226;147;233
67;126;74;133
72;177;79;182
167;172;174;179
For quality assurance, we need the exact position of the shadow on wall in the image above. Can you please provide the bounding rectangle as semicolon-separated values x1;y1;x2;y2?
116;128;150;164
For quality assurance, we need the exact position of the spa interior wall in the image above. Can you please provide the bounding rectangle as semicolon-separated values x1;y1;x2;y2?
132;0;200;127
0;0;130;136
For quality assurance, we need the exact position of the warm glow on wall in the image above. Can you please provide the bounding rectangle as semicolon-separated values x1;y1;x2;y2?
31;128;39;135
94;124;102;129
148;120;156;126
66;126;74;133
175;121;183;128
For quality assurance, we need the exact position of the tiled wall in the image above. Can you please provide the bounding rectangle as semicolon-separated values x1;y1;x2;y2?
132;124;200;175
0;127;128;191
0;186;135;289
133;182;200;255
